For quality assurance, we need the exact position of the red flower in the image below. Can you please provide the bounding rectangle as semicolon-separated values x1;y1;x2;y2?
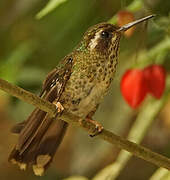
120;65;166;109
120;69;148;108
143;65;166;99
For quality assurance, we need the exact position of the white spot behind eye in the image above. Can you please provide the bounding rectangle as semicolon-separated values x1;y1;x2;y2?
89;30;103;50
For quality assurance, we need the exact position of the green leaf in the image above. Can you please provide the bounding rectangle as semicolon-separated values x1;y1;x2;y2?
36;0;68;19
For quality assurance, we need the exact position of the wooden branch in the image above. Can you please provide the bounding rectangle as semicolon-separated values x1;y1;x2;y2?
0;78;170;170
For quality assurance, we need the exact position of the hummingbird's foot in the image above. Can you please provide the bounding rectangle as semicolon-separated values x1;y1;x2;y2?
85;118;103;137
53;101;64;113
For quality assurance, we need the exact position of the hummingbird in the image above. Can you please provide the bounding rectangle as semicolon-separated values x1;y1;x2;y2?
9;15;155;176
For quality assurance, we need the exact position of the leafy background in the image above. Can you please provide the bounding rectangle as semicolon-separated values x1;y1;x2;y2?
0;0;170;179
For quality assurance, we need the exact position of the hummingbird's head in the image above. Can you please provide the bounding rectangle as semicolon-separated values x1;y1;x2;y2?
79;15;155;56
82;23;121;56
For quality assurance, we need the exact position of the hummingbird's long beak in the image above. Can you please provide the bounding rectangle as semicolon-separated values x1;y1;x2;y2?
117;14;156;32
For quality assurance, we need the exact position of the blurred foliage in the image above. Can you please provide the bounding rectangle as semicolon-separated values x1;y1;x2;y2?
0;0;170;180
36;0;68;19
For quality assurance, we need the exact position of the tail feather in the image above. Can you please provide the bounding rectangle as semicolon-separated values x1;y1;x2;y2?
17;108;47;151
33;119;68;175
9;108;68;176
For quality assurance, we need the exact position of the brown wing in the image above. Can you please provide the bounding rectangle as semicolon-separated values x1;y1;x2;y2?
41;56;73;98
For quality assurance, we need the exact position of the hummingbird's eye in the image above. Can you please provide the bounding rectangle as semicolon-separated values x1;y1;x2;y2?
101;31;110;39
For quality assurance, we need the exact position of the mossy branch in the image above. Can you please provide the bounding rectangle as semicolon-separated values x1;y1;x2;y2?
0;78;170;170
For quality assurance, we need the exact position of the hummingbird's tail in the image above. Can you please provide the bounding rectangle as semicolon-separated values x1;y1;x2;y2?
8;107;68;176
